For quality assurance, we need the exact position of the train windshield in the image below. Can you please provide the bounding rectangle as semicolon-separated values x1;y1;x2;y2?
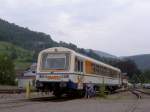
41;53;69;70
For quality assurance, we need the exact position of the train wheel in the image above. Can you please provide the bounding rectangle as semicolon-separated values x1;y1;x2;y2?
66;90;85;98
74;90;85;98
79;90;85;97
53;91;63;98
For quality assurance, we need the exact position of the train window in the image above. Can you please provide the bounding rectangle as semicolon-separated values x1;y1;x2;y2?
80;61;83;72
91;64;101;74
106;68;110;76
99;65;103;74
110;70;117;78
75;57;83;73
96;65;99;74
92;64;96;74
110;70;113;77
77;60;80;72
102;67;105;74
110;70;114;77
41;53;69;70
91;64;94;73
103;67;106;75
114;71;118;78
75;59;78;72
105;68;108;76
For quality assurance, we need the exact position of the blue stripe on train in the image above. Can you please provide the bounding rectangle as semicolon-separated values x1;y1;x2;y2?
67;80;77;89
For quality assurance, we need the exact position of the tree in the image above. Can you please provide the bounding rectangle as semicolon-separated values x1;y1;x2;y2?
141;70;150;83
10;45;18;60
114;59;141;82
0;54;16;85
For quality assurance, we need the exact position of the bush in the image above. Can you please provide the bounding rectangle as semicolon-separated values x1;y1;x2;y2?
0;54;16;85
99;79;107;98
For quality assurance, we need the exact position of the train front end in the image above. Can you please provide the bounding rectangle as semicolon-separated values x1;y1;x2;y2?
36;47;75;97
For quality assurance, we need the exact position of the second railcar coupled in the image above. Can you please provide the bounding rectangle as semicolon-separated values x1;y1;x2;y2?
36;47;122;97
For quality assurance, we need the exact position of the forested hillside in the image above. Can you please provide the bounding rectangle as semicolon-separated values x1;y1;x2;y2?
0;41;33;70
92;50;117;59
0;18;115;69
126;54;150;71
0;19;55;50
1;18;149;82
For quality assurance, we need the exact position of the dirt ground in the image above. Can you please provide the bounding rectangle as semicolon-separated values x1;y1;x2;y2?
0;91;150;112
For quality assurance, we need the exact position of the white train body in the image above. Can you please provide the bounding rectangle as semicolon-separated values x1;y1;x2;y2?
36;47;122;94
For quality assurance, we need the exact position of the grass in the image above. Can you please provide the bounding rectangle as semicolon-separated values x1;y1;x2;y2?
14;61;31;70
0;41;33;70
98;79;107;98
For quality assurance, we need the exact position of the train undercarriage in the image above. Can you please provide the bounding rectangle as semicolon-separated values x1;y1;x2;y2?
36;81;121;97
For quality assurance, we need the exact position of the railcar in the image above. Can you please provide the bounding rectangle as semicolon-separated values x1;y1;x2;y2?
36;47;122;97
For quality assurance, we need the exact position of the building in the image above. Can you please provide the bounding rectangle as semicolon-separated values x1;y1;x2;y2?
18;63;37;89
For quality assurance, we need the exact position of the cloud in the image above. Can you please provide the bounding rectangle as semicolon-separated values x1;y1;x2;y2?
0;0;150;56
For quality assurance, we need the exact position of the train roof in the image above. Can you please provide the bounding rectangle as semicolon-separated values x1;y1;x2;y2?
40;47;121;72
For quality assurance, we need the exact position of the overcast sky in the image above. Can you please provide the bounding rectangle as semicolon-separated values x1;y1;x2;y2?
0;0;150;56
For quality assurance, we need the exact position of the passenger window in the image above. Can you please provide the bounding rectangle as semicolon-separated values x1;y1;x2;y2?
77;60;80;72
96;65;99;74
91;64;95;74
80;61;83;72
75;57;84;73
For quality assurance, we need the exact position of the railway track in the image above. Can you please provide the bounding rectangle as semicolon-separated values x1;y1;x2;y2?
0;88;149;111
0;89;37;94
0;99;33;110
0;96;81;110
0;93;82;110
134;89;150;95
124;89;150;112
0;89;24;94
124;89;141;112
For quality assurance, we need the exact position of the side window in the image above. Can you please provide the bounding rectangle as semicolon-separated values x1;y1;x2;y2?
75;59;78;72
80;61;83;72
75;57;84;73
77;60;80;72
92;64;96;73
96;65;99;74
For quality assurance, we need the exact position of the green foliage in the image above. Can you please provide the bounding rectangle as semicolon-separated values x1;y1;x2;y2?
8;45;17;60
0;17;118;65
99;79;107;98
130;70;150;84
0;42;33;70
1;18;148;86
114;59;141;80
0;54;16;85
140;70;150;83
0;18;144;80
0;19;54;51
130;74;142;83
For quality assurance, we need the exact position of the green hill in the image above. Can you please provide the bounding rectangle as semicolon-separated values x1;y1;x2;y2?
0;18;112;66
0;19;55;51
126;54;150;71
0;18;58;61
0;18;149;72
0;41;33;70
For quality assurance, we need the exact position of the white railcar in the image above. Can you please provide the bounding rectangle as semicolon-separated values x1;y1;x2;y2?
36;47;122;96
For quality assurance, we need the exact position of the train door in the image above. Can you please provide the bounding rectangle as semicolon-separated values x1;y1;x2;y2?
75;57;84;89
